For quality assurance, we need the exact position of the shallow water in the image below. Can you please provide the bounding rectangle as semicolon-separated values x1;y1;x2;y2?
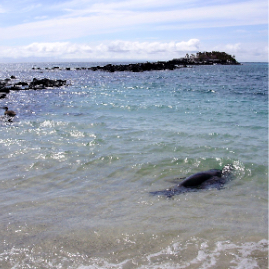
0;62;268;268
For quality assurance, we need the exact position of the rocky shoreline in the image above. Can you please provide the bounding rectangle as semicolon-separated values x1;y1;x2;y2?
0;77;67;99
31;52;240;73
88;54;240;72
31;58;240;73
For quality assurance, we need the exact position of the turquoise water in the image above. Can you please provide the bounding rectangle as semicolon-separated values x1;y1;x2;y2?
0;62;268;268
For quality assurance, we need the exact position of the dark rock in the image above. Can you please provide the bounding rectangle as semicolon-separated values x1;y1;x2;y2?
29;78;66;89
0;88;10;93
88;61;181;73
0;77;67;95
15;82;29;87
0;81;10;93
5;86;22;91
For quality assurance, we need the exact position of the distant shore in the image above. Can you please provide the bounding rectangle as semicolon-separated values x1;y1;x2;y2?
30;51;240;72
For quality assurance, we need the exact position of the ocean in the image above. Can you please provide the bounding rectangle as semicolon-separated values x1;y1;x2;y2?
0;62;268;268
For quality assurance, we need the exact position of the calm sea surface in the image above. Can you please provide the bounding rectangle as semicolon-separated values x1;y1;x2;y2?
0;62;268;268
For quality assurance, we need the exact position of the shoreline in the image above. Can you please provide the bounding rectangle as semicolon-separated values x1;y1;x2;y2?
29;52;241;72
31;57;241;73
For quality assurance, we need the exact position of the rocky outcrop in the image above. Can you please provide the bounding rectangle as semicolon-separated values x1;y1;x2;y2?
30;52;240;73
0;77;67;99
88;61;181;72
29;78;67;89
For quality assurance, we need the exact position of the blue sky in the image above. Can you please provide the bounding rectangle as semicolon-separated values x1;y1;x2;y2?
0;0;267;62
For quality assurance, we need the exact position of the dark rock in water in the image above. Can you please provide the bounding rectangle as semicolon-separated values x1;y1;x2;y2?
5;86;22;91
0;77;68;121
15;82;29;87
29;78;66;89
0;80;11;93
150;166;234;197
0;88;10;93
88;61;180;73
10;75;16;79
0;77;67;101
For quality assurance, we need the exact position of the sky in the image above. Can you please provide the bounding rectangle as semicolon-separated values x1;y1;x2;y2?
0;0;268;62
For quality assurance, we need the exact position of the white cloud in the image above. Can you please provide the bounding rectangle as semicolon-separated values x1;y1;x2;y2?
0;39;200;60
225;43;242;53
0;1;267;62
0;0;267;41
106;39;200;54
1;39;267;62
60;0;193;17
210;42;268;62
24;42;92;55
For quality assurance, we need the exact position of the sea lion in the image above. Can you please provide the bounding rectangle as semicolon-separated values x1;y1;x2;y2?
150;168;231;197
180;169;222;187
